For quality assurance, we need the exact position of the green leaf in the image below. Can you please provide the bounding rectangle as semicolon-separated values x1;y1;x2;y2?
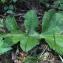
42;10;63;34
50;12;63;33
0;33;26;54
20;36;39;52
0;47;11;55
1;0;6;3
7;33;26;45
42;10;63;55
1;33;39;52
43;34;63;55
5;16;18;32
3;37;13;47
24;10;38;34
1;33;26;45
42;9;55;33
0;37;11;55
